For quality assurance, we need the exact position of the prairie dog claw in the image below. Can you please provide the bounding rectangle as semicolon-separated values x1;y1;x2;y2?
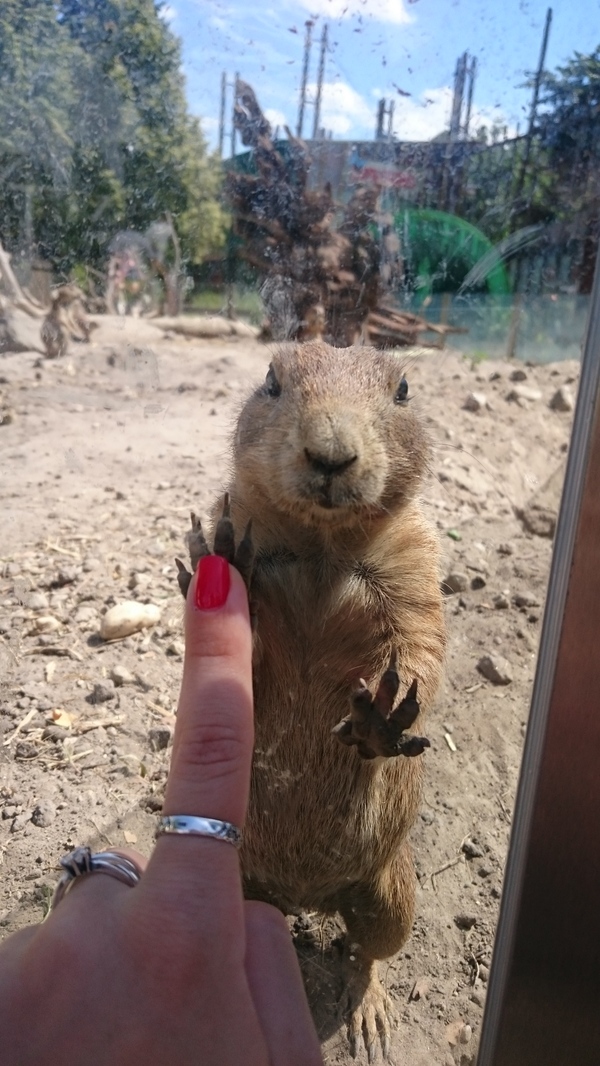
333;655;429;760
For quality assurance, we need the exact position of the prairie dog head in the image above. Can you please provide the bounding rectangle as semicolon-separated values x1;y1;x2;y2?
234;342;430;530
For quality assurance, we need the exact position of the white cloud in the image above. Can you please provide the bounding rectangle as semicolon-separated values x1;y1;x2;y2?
392;87;452;141
265;108;289;130
159;3;177;21
200;116;219;136
296;0;414;23
310;80;374;137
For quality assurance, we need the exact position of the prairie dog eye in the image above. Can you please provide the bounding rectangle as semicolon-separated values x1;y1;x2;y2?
394;376;409;404
265;365;281;397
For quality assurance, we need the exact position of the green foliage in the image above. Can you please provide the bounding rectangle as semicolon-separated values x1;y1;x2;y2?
535;47;600;217
0;0;226;279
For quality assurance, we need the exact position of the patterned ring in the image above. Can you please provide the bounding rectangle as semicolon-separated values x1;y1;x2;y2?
156;815;243;849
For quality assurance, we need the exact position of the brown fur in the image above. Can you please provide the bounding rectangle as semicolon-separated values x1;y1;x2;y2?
40;285;78;359
211;341;445;1055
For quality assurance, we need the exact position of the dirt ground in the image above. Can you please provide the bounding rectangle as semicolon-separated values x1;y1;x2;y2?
0;316;578;1064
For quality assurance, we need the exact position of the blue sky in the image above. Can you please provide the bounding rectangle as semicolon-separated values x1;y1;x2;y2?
163;0;599;151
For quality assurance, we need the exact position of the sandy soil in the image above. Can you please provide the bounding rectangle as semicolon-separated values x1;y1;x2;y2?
0;317;578;1064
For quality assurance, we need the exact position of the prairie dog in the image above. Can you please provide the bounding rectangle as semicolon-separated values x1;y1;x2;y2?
40;284;81;359
207;341;445;1059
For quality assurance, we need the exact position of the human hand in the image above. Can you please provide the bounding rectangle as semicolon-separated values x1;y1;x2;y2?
0;558;323;1066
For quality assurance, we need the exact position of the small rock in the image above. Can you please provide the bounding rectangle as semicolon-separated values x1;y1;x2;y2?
470;575;486;590
549;385;575;413
443;572;469;594
479;964;490;983
409;976;431;1001
509;367;528;382
100;601;161;641
31;801;56;828
110;664;135;687
478;864;493;878
24;591;49;611
11;810;33;832
29;615;61;635
454;914;477;930
514;591;540;608
507;384;542;405
56;566;79;586
128;571;152;591
470;990;486;1008
497;541;514;555
493;593;510;609
89;681;116;704
477;654;513;685
463;391;488;413
148;727;172;751
42;725;69;742
446;1020;470;1047
462;838;484;859
14;741;39;760
459;1024;473;1045
166;639;185;657
2;806;18;820
74;605;98;625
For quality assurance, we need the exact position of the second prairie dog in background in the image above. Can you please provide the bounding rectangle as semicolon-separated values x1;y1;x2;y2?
41;284;95;358
204;341;446;1061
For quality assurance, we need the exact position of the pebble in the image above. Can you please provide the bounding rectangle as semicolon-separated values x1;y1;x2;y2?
507;384;542;404
148;727;172;751
459;1024;473;1045
89;681;116;704
477;653;513;685
11;811;33;832
514;590;540;608
74;605;98;624
29;615;62;635
99;601;161;641
42;725;69;742
2;806;18;820
454;913;477;930
470;990;486;1008
509;367;528;382
478;864;493;878
128;571;152;591
479;964;490;983
497;541;514;555
493;593;510;609
166;639;185;657
56;566;79;586
470;575;486;590
443;572;469;594
31;801;56;828
463;392;488;413
110;664;135;687
549;385;575;412
24;591;49;611
462;838;484;859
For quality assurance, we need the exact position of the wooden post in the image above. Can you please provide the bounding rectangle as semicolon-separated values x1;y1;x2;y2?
506;291;523;359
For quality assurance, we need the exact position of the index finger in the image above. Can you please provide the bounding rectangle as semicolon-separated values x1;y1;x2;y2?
144;557;254;902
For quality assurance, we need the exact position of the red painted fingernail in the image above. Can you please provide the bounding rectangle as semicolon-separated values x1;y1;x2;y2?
195;555;230;610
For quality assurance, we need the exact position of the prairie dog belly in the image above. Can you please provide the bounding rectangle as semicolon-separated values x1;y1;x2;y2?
241;561;422;907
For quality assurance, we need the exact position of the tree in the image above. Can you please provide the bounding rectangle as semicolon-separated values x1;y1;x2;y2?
0;0;226;287
534;47;600;290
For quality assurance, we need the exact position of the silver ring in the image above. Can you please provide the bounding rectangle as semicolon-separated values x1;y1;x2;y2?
50;846;142;912
156;815;242;849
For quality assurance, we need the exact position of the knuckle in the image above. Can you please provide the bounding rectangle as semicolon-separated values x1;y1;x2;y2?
177;720;245;780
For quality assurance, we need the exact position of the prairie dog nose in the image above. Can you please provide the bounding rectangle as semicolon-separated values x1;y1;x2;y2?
304;447;357;477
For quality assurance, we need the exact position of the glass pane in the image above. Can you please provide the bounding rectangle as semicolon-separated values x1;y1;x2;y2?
0;2;595;1062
